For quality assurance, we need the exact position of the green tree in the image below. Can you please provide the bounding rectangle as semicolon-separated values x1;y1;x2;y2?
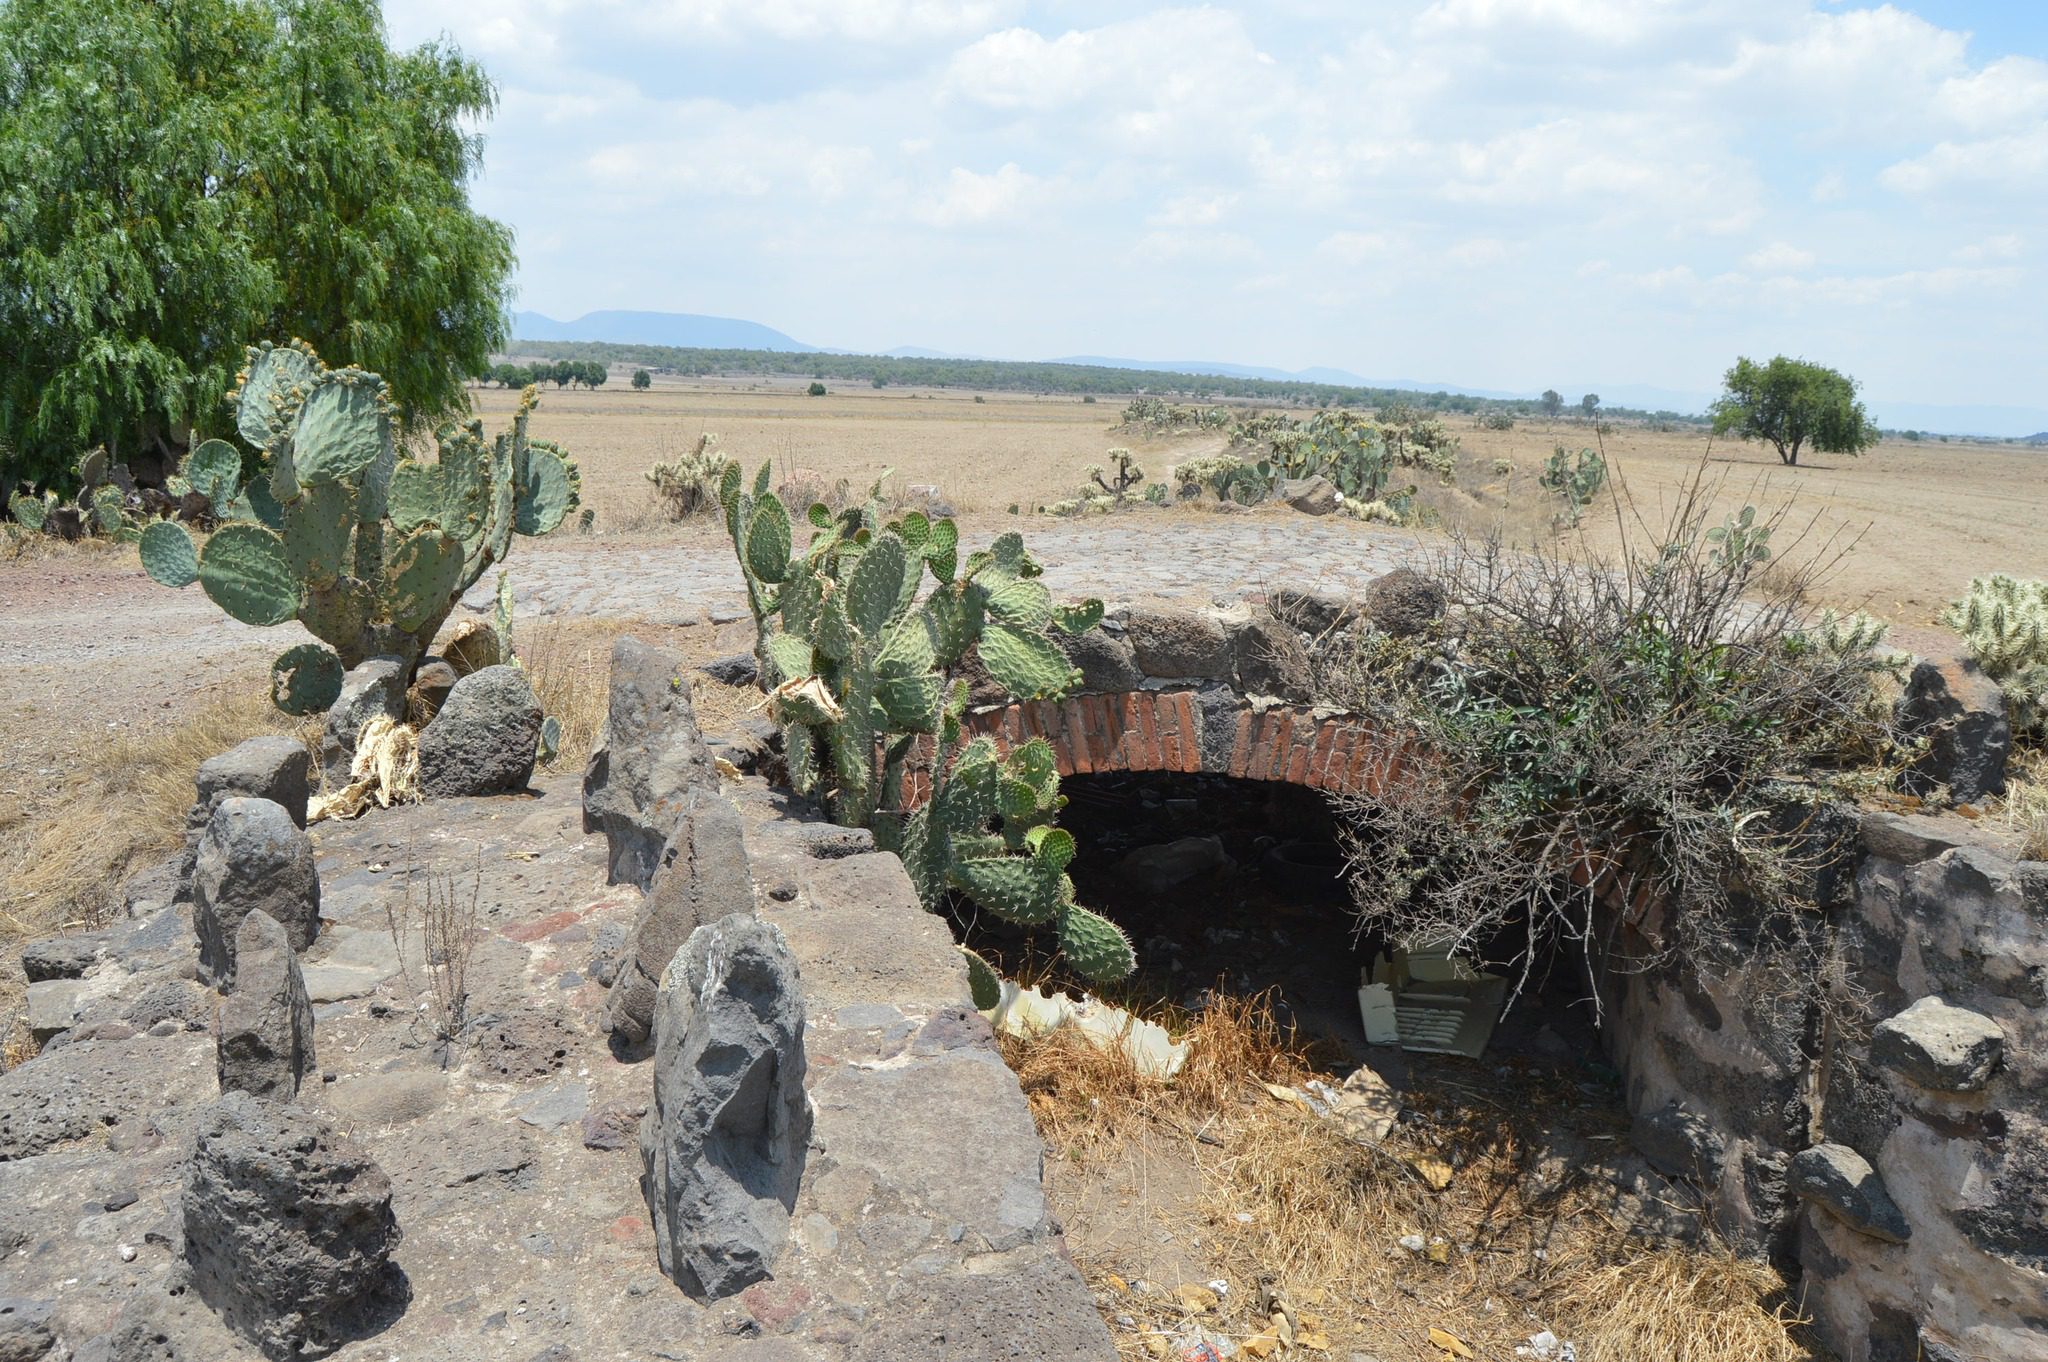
0;0;514;489
807;381;828;397
1710;356;1877;467
1579;393;1600;419
631;369;651;391
579;361;607;390
1541;389;1563;419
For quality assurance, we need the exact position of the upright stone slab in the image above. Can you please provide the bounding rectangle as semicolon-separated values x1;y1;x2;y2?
193;798;319;988
604;787;755;1047
584;637;716;888
417;664;543;798
177;736;313;899
1898;656;2010;802
639;914;809;1302
183;1091;401;1361
216;910;315;1100
321;657;407;786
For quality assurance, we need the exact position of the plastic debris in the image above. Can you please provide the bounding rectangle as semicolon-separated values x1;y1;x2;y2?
1428;1325;1476;1358
1359;944;1508;1058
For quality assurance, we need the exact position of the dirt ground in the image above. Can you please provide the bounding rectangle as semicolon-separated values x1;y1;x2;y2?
497;375;2048;627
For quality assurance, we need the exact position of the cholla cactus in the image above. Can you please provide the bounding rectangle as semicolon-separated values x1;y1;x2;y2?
1086;448;1145;500
720;460;1132;981
1945;575;2048;738
141;341;579;714
646;432;725;519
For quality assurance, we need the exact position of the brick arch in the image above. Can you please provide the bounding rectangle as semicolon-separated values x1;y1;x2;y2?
958;690;1402;794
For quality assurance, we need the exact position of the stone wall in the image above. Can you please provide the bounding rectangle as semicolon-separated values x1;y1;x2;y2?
1607;808;2048;1362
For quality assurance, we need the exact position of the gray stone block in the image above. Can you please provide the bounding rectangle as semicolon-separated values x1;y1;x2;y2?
1228;611;1311;701
1898;656;2010;803
583;636;716;889
1789;1143;1910;1243
1362;568;1445;637
321;656;407;786
1629;1100;1728;1181
19;931;107;983
417;664;543;798
24;981;87;1046
216;910;315;1101
1124;607;1232;679
1053;627;1142;694
1858;810;1968;865
1280;474;1338;515
640;914;809;1302
196;736;313;830
605;787;756;1047
1870;996;2004;1092
183;1091;401;1360
193;797;319;988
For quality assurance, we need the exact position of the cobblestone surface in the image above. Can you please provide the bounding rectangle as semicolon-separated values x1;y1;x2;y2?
469;513;1424;624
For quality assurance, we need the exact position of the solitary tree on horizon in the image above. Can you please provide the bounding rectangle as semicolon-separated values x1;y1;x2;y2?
1580;393;1600;419
1541;389;1563;419
1711;355;1877;466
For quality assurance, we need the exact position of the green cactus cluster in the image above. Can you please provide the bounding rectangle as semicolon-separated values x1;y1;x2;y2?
721;460;1133;982
1945;575;2048;739
3;443;237;545
646;432;727;519
1705;505;1772;568
141;340;580;715
1539;445;1608;525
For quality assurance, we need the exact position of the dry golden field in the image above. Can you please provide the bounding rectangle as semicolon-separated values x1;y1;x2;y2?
500;374;2048;626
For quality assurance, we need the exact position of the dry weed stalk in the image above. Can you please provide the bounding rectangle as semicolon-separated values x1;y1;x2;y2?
384;842;483;1055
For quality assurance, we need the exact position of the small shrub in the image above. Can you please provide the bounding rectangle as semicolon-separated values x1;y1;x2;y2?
1477;411;1515;431
1323;471;1899;1003
807;381;828;397
631;369;651;390
1539;445;1607;525
645;432;726;520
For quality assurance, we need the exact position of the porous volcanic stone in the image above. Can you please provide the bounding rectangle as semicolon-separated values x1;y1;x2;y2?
416;664;543;798
1281;474;1339;515
583;637;716;889
0;1298;54;1362
639;914;809;1302
320;657;407;786
182;1091;401;1361
1898;656;2010;803
1788;1143;1910;1243
1229;611;1311;701
1630;1101;1728;1181
409;657;459;715
19;931;107;983
1870;996;2004;1092
195;736;313;831
1054;626;1143;693
193;798;318;988
1124;607;1232;679
605;787;756;1047
698;652;759;687
216;910;315;1100
1362;568;1445;637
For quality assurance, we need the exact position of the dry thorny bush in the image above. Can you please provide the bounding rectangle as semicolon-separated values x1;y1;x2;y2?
1002;988;1814;1362
383;838;484;1056
1316;462;1907;1014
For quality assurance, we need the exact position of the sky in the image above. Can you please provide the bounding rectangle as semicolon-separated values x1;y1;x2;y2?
380;0;2048;417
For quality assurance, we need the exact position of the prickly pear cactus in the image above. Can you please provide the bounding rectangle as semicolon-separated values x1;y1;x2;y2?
141;341;580;714
720;460;1133;981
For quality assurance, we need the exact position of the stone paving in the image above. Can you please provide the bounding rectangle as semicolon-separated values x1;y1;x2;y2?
469;514;1425;625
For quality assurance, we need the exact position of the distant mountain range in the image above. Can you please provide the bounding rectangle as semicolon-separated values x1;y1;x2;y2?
510;310;2048;439
513;310;814;351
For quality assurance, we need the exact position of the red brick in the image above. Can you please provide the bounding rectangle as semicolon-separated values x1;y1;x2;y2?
1317;725;1356;789
1285;722;1315;784
1228;711;1255;778
1173;694;1202;772
1305;722;1338;788
1264;710;1296;782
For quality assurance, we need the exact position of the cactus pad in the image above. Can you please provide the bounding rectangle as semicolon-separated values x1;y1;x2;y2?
291;373;389;487
235;342;319;450
513;442;577;535
952;856;1059;924
198;523;299;626
139;521;200;588
282;482;355;587
185;440;242;508
745;495;793;585
1057;902;1136;981
384;530;464;632
978;621;1080;700
270;643;345;716
960;947;1003;1011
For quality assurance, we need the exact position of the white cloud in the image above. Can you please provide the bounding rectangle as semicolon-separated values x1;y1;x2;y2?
1744;242;1816;272
1953;233;2023;263
1880;130;2048;195
912;163;1043;227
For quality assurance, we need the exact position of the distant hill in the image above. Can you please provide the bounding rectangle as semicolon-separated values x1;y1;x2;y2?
513;310;815;352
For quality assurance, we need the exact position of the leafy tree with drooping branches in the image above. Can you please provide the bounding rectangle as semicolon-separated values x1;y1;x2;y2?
0;0;515;490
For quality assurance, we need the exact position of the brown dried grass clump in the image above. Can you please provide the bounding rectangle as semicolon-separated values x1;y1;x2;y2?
0;689;314;1067
1001;986;1818;1362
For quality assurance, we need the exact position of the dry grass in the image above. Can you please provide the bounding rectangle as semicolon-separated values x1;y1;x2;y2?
0;689;315;1068
1001;988;1817;1362
1995;747;2048;860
